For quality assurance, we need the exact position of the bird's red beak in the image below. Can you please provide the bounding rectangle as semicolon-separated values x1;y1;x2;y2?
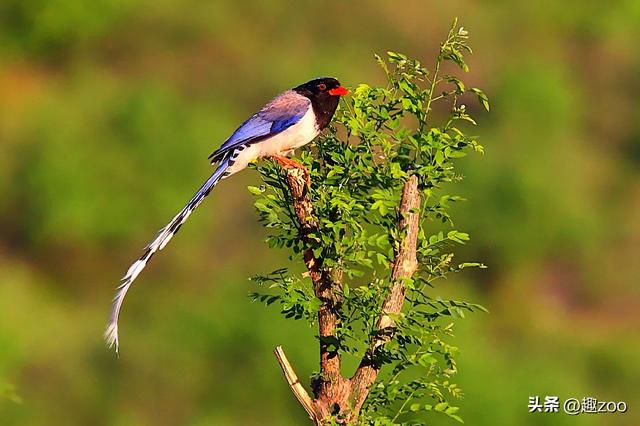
328;86;349;96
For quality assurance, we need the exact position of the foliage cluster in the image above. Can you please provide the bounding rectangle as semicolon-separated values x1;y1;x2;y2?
249;20;488;424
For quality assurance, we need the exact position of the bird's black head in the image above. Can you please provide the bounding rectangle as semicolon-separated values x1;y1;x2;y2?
293;77;348;129
294;77;346;97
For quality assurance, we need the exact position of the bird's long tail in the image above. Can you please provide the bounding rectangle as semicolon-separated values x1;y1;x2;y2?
105;157;231;354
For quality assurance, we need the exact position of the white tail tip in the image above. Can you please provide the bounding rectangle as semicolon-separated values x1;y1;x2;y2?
104;322;120;356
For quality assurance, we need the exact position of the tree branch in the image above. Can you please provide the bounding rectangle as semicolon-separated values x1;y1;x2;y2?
283;168;349;419
349;175;421;416
278;169;421;423
274;346;321;425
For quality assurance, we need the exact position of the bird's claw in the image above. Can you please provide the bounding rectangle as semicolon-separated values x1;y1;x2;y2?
271;155;311;186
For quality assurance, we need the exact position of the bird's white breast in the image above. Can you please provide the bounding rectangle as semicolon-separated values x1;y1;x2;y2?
225;108;319;176
258;107;319;157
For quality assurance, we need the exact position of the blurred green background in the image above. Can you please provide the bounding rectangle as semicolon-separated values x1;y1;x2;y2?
0;0;638;425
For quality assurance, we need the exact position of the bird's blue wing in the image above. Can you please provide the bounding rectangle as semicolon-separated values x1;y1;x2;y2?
209;90;310;162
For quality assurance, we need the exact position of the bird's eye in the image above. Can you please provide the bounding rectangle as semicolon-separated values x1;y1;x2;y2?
318;83;327;91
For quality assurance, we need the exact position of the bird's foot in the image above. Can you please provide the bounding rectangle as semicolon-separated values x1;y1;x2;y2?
271;155;310;186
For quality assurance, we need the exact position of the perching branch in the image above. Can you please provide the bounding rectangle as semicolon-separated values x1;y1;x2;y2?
282;168;349;419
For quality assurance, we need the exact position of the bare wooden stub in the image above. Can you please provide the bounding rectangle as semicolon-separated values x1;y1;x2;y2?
274;346;320;424
275;171;421;424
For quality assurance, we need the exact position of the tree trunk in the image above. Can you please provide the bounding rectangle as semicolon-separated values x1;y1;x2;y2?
274;170;421;424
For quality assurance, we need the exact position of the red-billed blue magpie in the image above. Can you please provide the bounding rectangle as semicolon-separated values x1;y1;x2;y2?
105;77;348;352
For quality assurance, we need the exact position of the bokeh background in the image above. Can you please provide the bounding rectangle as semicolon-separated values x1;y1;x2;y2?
1;0;639;425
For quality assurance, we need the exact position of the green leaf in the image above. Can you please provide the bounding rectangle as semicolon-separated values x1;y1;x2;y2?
247;185;264;195
446;406;460;415
446;76;465;93
470;88;490;111
434;402;448;412
418;353;438;366
447;150;467;158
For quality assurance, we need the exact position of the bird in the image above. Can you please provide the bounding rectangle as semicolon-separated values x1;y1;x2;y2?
105;77;349;353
